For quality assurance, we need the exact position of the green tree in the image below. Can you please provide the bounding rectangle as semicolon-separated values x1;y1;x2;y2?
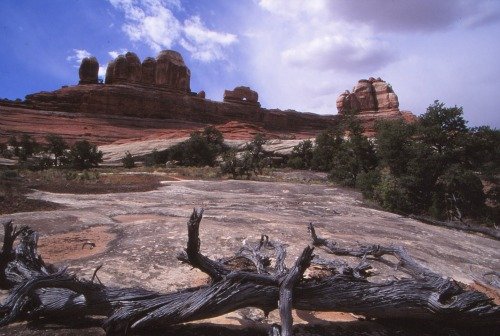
375;119;414;176
8;135;20;156
18;134;38;161
463;126;500;176
122;151;135;169
245;133;267;175
64;140;103;169
288;139;314;169
45;134;68;165
311;129;343;171
328;117;377;187
169;126;227;166
435;166;486;220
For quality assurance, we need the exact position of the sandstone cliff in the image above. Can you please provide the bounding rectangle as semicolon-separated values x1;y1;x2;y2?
2;50;416;140
336;77;416;136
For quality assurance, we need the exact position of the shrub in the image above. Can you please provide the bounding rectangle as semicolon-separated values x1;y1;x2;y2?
169;126;227;167
373;174;413;214
63;140;103;169
435;166;486;220
356;170;381;199
45;134;68;165
220;150;253;179
122;152;135;169
287;157;304;169
18;134;39;161
289;140;313;169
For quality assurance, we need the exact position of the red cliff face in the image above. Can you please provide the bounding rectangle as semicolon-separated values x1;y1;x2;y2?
336;77;415;136
3;50;415;141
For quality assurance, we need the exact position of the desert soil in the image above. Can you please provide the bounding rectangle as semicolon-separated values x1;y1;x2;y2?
0;175;498;335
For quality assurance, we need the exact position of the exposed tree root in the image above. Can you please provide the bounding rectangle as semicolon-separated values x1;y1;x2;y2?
0;210;498;335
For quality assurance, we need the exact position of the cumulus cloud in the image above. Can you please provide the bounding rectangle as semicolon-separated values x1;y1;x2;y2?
66;49;92;65
243;0;398;114
180;16;238;62
67;49;107;79
109;0;237;62
108;49;128;59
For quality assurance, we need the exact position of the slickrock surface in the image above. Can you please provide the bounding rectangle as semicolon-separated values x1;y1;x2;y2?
0;177;497;335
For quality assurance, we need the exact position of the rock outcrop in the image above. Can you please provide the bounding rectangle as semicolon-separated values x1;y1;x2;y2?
155;50;190;91
78;57;99;84
102;50;190;91
336;77;414;136
7;50;415;139
336;77;398;114
223;86;259;106
141;57;156;85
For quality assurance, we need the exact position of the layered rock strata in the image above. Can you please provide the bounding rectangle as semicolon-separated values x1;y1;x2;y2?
336;77;399;114
223;86;259;106
102;50;190;91
13;50;415;136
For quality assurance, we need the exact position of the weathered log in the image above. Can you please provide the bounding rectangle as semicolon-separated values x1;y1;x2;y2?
0;213;498;335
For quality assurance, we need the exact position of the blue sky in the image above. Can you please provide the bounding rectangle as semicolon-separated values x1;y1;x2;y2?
1;0;499;127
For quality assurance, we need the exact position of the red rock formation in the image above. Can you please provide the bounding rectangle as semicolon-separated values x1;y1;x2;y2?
155;50;190;91
337;77;398;114
78;57;99;85
223;86;259;106
3;50;417;141
141;57;156;85
336;78;414;136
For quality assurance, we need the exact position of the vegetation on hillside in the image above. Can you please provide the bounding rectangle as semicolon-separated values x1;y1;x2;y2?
289;101;499;223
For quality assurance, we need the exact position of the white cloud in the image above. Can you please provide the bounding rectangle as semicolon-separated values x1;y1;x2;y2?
109;0;237;61
244;0;500;124
108;49;128;59
66;49;92;66
242;1;397;114
180;16;237;62
98;66;107;78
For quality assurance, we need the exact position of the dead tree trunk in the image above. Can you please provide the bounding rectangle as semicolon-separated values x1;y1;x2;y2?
0;211;498;335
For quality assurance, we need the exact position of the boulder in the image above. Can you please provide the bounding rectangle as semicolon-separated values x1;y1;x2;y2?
197;90;206;99
155;50;191;91
78;57;99;85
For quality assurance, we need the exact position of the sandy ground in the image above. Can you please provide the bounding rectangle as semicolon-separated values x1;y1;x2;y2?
0;178;498;335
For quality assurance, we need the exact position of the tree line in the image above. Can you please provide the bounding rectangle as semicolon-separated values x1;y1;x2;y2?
288;101;499;223
0;134;103;170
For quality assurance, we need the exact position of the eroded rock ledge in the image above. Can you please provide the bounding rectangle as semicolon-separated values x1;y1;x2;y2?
3;50;416;136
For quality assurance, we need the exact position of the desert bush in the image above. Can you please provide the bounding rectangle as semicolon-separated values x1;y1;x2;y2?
169;126;227;167
34;156;55;171
122;152;135;169
373;174;413;214
220;150;253;179
356;170;381;199
45;134;68;165
7;136;20;156
288;140;313;169
435;166;486;220
63;140;103;169
144;149;169;167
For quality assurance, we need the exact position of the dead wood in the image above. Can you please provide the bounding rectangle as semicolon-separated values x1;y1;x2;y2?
0;212;498;335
